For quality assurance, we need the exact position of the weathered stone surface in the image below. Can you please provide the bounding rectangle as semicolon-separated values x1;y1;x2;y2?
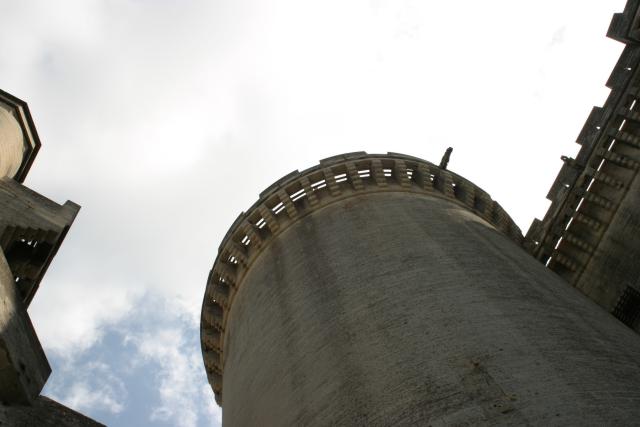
0;250;50;404
0;396;105;426
222;193;640;426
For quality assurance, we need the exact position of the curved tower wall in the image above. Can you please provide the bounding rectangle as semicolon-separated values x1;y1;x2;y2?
201;153;640;426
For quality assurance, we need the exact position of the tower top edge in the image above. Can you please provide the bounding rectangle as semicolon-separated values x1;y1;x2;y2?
200;151;523;405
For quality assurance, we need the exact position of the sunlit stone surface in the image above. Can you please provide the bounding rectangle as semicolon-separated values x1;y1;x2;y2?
0;106;25;179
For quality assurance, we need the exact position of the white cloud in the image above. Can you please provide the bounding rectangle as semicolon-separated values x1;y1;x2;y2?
121;298;221;427
128;322;215;426
0;0;631;425
47;361;126;416
30;275;143;358
59;381;125;415
42;293;221;426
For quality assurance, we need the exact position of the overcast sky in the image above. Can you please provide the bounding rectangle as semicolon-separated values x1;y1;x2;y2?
0;1;628;426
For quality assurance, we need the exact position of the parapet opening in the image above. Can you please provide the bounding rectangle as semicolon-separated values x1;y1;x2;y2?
431;173;444;192
311;178;327;190
203;299;224;333
407;168;414;180
284;181;305;204
216;281;231;298
474;195;486;213
307;170;330;200
209;301;223;318
334;173;347;183
290;188;306;202
208;349;221;366
202;328;222;354
358;169;371;178
272;201;285;215
3;229;55;303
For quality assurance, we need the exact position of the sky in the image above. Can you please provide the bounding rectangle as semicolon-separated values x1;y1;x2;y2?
0;0;628;425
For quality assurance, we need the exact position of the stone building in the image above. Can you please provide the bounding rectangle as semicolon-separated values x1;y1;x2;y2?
527;0;640;332
201;1;640;425
0;89;102;426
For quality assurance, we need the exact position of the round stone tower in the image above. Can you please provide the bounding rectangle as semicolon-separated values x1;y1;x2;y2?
201;152;640;426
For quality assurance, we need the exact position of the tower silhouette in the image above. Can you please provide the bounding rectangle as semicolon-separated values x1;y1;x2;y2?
192;1;640;424
0;89;102;425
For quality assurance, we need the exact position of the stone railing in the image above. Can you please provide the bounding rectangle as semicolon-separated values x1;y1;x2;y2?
200;152;523;404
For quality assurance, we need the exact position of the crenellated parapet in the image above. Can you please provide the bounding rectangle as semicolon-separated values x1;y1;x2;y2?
526;0;640;331
201;151;523;404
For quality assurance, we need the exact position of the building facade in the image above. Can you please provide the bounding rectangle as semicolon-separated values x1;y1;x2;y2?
527;0;640;332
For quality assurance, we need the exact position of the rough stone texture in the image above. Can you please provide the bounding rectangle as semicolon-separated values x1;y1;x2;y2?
222;192;640;426
0;396;105;426
0;251;50;404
